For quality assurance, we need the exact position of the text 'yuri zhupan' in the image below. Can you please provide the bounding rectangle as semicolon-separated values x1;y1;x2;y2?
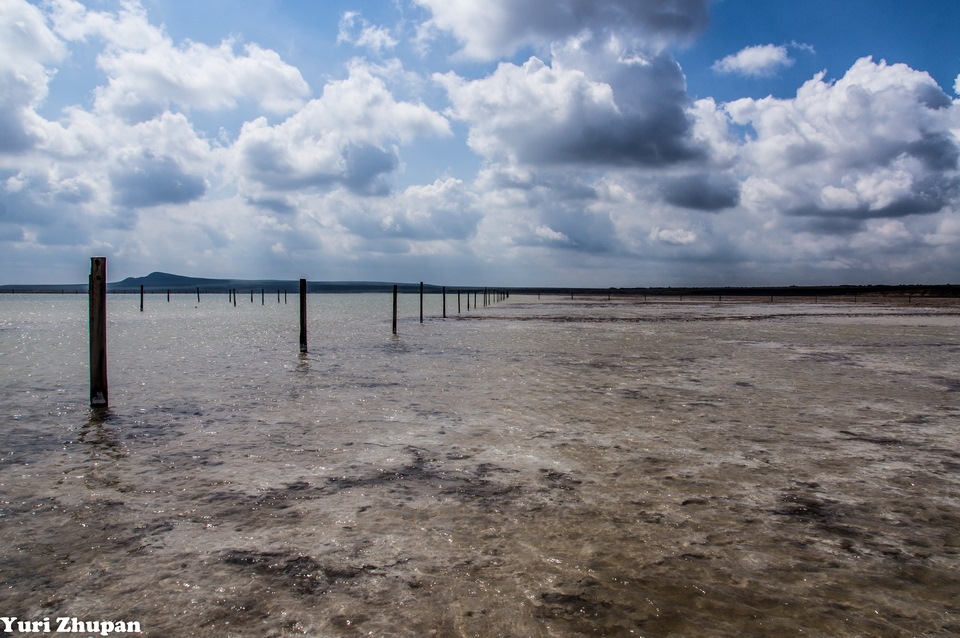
1;617;142;635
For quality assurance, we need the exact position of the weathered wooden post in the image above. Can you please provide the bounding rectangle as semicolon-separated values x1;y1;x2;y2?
197;287;201;303
285;290;288;304
140;284;144;312
250;289;254;303
89;257;108;407
467;291;470;311
458;290;461;314
261;288;265;305
299;279;307;353
392;284;398;335
167;289;170;302
277;289;281;304
420;281;424;323
233;289;237;307
442;286;447;318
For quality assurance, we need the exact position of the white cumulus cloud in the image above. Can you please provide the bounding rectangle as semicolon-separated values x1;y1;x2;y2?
49;0;310;122
234;60;450;197
437;38;701;167
415;0;709;60
338;11;397;54
727;57;959;228
713;44;794;77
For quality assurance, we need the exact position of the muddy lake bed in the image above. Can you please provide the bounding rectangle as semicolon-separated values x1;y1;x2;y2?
1;294;959;636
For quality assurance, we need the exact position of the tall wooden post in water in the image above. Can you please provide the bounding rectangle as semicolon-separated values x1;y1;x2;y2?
140;285;144;312
89;257;108;407
299;279;307;353
442;286;447;318
392;284;398;335
420;281;424;323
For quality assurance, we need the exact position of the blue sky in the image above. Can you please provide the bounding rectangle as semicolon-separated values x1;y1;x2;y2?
2;0;959;286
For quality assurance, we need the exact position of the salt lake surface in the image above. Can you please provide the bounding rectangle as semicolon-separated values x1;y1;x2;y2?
1;293;959;636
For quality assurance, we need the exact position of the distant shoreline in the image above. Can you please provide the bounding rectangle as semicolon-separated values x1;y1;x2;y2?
1;269;959;297
1;281;958;299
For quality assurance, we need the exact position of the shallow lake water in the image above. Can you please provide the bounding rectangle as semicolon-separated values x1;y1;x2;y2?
1;293;959;636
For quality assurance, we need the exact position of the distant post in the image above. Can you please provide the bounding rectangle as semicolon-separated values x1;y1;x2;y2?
392;284;398;335
167;289;170;302
140;284;144;312
197;287;201;303
420;281;424;323
458;290;461;314
442;286;446;319
299;279;307;353
261;289;265;305
89;257;108;407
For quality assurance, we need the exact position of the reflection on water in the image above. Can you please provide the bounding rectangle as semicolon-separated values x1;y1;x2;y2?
79;408;125;459
1;294;959;636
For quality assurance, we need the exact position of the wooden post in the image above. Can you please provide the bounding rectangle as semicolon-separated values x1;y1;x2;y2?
458;290;461;314
250;289;253;303
442;286;446;318
89;257;108;407
233;289;237;307
392;284;398;335
285;290;288;304
277;289;281;303
167;289;170;302
197;287;201;303
261;288;265;305
299;279;307;353
420;281;424;323
140;284;144;312
467;291;470;311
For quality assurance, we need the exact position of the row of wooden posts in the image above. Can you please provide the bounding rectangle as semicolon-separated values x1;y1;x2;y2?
132;283;509;316
89;258;509;407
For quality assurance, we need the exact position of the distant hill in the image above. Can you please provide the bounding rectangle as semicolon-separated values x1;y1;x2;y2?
109;273;448;294
115;272;232;290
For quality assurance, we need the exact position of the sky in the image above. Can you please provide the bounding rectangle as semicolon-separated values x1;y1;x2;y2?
2;0;960;287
